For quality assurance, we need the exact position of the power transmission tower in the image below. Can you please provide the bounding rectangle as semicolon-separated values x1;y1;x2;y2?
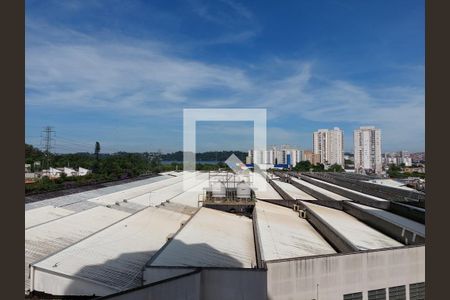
41;126;55;169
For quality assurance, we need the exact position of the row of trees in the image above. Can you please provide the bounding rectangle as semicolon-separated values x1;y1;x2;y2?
387;164;425;179
293;160;344;172
160;151;247;162
25;144;237;194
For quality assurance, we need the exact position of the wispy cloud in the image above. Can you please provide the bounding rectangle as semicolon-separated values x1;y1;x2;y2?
26;17;424;152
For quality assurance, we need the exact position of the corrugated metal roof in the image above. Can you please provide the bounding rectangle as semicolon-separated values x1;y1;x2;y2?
32;206;192;292
25;205;74;229
150;207;256;268
25;175;172;211
169;177;210;207
272;180;317;200
303;202;403;250
252;173;283;200
25;206;129;291
303;176;389;203
349;202;425;236
87;173;195;207
291;177;349;201
123;172;209;207
255;201;335;261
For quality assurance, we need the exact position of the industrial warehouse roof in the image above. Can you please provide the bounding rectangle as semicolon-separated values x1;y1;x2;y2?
169;177;210;207
149;207;257;268
31;205;193;292
26;174;173;211
348;202;425;236
87;172;197;206
25;205;74;229
254;201;335;261
291;177;350;201
271;180;317;200
127;172;209;207
252;173;283;200
303;202;403;250
25;206;130;291
301;176;390;204
365;178;414;190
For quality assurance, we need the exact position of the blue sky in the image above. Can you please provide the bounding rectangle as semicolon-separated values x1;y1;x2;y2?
25;0;424;153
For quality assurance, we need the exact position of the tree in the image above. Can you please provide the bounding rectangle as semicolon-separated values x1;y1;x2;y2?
328;164;344;172
93;141;101;174
94;142;101;161
294;161;312;172
312;163;325;172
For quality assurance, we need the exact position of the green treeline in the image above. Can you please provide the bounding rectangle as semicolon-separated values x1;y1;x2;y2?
160;151;247;162
24;144;239;195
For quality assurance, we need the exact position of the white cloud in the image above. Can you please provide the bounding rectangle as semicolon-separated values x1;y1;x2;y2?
26;20;424;151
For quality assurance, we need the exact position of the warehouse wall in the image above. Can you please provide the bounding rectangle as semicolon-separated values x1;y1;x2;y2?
143;267;196;284
200;269;267;300
104;268;266;300
266;245;425;300
104;271;201;300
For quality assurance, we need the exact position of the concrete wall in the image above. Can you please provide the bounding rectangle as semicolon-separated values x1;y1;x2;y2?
266;245;425;300
200;269;267;300
143;267;196;284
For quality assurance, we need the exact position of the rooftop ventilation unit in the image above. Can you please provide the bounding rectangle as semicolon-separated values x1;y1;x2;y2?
299;210;307;219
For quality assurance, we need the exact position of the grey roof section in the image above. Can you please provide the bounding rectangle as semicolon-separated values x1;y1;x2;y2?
303;202;403;250
291;177;350;201
32;205;192;292
271;180;317;200
254;201;335;261
349;202;425;236
25;206;130;291
150;207;257;268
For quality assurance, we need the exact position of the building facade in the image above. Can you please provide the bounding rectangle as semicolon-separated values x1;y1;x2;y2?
303;150;320;165
247;146;303;167
354;126;382;174
313;127;344;166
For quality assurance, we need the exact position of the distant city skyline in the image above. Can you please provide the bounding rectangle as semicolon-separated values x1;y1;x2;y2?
25;0;424;153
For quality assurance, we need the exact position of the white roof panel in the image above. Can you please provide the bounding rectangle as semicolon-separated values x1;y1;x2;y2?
349;202;425;236
303;176;389;203
252;173;283;200
255;201;335;261
125;172;209;207
150;208;256;268
291;177;349;201
303;202;403;250
272;180;317;200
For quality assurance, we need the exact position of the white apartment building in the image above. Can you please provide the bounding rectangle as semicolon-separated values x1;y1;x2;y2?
247;146;303;167
313;127;344;166
354;126;382;174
